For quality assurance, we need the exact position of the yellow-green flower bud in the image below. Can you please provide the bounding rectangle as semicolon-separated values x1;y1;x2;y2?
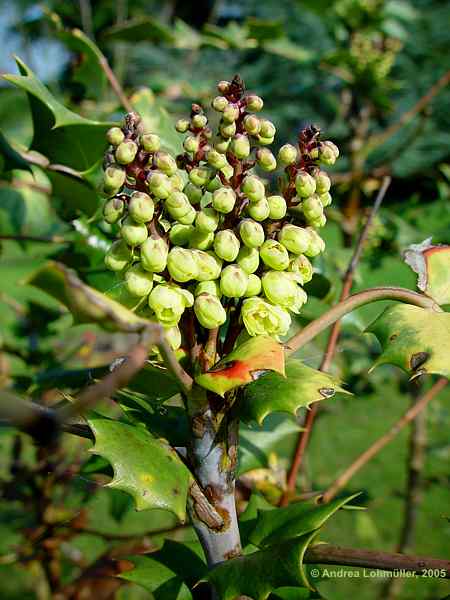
175;118;190;133
278;144;298;165
149;284;186;327
206;175;222;193
222;104;239;123
191;114;208;129
184;182;203;205
106;127;125;146
155;152;177;176
245;95;264;112
115;140;138;165
278;224;311;254
319;141;339;165
164;325;181;350
260;239;290;270
221;164;234;179
237;246;259;274
141;133;161;153
167;247;198;282
257;135;275;146
256;148;277;171
165;191;192;220
217;80;231;94
103;196;125;224
141;236;169;272
248;198;270;221
189;229;214;250
206;149;228;169
120;216;148;246
230;134;250;159
262;271;306;313
193;250;222;281
212;96;228;112
314;170;331;194
104;240;132;272
259;119;276;139
194;280;221;297
189;166;213;187
147;171;172;199
213;136;231;154
244;273;262;297
309;214;327;228
213;229;240;262
177;206;197;225
289;254;313;284
212;187;236;214
242;297;291;338
243;114;261;136
169;172;185;191
184;135;200;154
103;164;126;196
219;120;237;138
239;219;265;248
241;175;265;202
195;208;219;233
129;192;154;223
319;192;332;207
304;227;326;257
169;223;195;246
267;195;287;220
220;265;249;298
194;293;227;329
295;170;316;197
302;194;324;220
125;264;154;297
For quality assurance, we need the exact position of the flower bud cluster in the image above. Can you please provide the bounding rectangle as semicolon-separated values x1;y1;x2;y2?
102;78;338;349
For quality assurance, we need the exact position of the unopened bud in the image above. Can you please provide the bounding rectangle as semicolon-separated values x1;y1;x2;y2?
219;120;237;138
260;239;290;270
212;187;236;214
206;175;222;193
169;172;184;191
259;120;276;139
258;135;274;146
195;208;219;233
120;216;148;246
309;213;327;228
319;192;332;207
147;171;172;199
177;205;197;225
175;119;190;133
212;96;228;112
243;114;261;136
194;293;227;329
302;194;324;220
191;114;208;129
244;273;262;297
206;149;228;169
104;240;132;272
193;250;222;281
169;223;195;246
248;198;270;221
103;164;126;195
279;224;311;254
141;133;161;153
189;166;213;187
241;175;265;202
184;135;200;154
184;182;203;205
245;95;264;112
141;236;169;272
167;247;198;282
149;284;186;327
289;254;313;284
314;170;331;194
256;148;277;171
213;136;231;154
103;196;125;224
222;104;239;123
195;280;221;297
164;325;181;350
242;297;291;337
230;134;251;159
239;219;265;248
217;80;231;94
165;191;192;220
155;152;177;176
189;229;215;250
220;265;249;298
221;164;234;180
295;170;316;197
304;227;326;257
129;192;154;223
319;141;339;165
106;127;125;146
237;246;259;274
115;140;138;165
125;264;154;297
214;229;240;262
267;195;287;220
278;144;298;165
262;271;306;313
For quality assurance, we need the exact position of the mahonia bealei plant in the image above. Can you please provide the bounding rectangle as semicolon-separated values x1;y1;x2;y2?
102;76;338;351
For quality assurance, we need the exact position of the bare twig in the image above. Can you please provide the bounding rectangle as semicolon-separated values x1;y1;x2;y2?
321;377;447;504
98;55;133;113
281;178;391;505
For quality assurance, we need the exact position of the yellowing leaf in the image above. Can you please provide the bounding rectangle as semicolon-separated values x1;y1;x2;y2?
404;238;450;305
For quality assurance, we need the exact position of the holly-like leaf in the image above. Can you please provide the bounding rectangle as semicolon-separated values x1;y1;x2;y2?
195;336;285;397
88;418;191;520
404;238;450;305
0;129;30;173
204;533;318;599
27;261;151;333
2;58;112;170
240;359;350;425
248;493;360;548
367;304;450;378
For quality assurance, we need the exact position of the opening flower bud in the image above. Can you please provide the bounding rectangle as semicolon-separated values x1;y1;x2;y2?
165;191;192;220
103;165;126;195
194;294;227;329
244;273;262;297
256;148;277;171
189;229;215;250
314;170;331;194
140;236;169;272
295;171;316;197
184;182;203;204
193;250;222;281
128;192;154;223
319;192;332;207
260;239;290;270
106;127;125;146
278;224;312;254
104;240;132;272
230;134;251;159
125;264;154;297
115;140;138;165
189;166;214;187
214;229;240;262
239;219;265;248
259;119;276;139
206;149;228;169
213;136;231;154
141;133;161;153
195;280;221;297
195;208;219;233
120;216;148;246
155;152;177;176
245;95;264;112
219;121;237;138
167;247;199;282
241;175;265;202
217;80;231;94
103;197;125;224
164;325;181;350
262;271;306;313
212;187;236;214
175;119;190;133
222;104;239;123
149;284;186;327
304;228;326;257
242;297;291;338
169;223;195;246
212;96;228;112
237;246;260;273
289;254;313;284
184;135;200;154
191;114;208;129
220;265;249;298
147;171;172;199
278;144;298;165
302;194;324;220
243;114;261;136
248;198;270;221
267;195;287;220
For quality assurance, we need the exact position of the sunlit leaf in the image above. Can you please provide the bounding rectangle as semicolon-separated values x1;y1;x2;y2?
404;238;450;305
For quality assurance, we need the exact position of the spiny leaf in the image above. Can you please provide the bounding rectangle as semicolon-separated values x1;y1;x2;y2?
248;493;360;548
404;238;450;305
367;304;450;378
195;336;285;396
27;261;151;333
240;358;350;425
0;129;30;172
88;418;191;521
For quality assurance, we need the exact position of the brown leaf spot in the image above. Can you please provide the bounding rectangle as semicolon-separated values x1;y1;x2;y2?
410;352;429;371
319;387;336;398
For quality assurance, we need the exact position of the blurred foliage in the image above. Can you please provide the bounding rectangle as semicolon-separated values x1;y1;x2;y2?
1;0;450;598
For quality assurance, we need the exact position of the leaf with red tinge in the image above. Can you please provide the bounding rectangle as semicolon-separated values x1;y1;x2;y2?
195;336;285;396
403;238;450;305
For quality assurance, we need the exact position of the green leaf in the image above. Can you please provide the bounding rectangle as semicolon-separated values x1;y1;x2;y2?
102;17;176;44
88;417;191;520
367;304;450;378
404;239;450;305
263;38;312;63
240;359;350;425
204;533;317;599
195;336;285;397
3;58;112;170
271;587;316;599
27;261;151;333
0;129;30;173
248;493;360;548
